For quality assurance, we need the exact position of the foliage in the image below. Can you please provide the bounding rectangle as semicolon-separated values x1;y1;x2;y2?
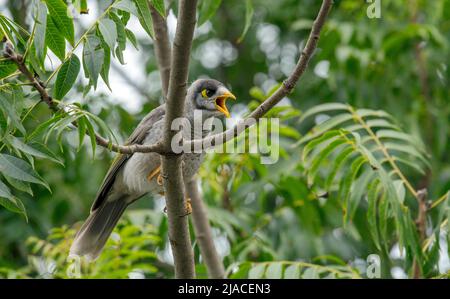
0;216;167;278
0;0;449;279
228;261;360;279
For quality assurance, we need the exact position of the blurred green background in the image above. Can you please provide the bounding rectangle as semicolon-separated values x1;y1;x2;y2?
0;0;449;278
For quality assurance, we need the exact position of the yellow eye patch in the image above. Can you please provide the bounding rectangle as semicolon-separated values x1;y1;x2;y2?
201;89;208;98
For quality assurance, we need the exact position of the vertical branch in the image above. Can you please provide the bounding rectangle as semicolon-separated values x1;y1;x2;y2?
150;5;172;99
186;179;225;278
409;0;433;191
413;189;428;279
150;3;226;277
161;0;198;279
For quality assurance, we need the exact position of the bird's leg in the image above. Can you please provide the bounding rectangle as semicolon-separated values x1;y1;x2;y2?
147;165;161;182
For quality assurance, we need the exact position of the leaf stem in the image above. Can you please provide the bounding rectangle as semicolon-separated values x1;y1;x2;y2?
349;106;419;199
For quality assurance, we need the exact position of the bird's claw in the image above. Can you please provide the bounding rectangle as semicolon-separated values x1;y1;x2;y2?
147;166;161;182
163;198;192;217
180;198;192;217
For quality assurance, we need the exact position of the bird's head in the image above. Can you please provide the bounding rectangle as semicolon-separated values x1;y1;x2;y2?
187;79;236;119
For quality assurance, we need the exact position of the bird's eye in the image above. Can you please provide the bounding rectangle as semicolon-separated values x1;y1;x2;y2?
201;89;214;98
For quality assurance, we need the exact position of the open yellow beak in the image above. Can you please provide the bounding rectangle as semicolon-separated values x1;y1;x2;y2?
215;91;236;118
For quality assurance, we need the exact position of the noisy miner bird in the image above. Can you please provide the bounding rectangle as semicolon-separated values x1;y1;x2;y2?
70;79;236;260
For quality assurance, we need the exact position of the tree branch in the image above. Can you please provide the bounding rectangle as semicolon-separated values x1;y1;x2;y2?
160;0;198;279
149;2;225;278
186;178;225;278
413;188;428;279
150;5;171;100
4;43;167;155
4;0;333;157
185;0;333;151
4;46;57;112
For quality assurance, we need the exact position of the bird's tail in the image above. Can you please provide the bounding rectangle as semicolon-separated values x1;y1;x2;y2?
70;198;128;260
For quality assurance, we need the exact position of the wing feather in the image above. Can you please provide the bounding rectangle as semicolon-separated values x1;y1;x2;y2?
91;104;166;211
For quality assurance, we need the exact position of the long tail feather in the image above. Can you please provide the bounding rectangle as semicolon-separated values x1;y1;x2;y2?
70;199;128;260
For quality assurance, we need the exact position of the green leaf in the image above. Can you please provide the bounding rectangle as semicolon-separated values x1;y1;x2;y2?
300;114;354;144
340;156;366;222
7;136;63;165
54;54;80;100
34;0;48;65
325;146;354;190
393;180;405;203
0;154;50;190
367;179;381;250
377;129;424;150
301;130;341;154
84;117;97;158
150;0;166;18
45;16;66;61
0;180;27;218
237;0;254;43
249;86;265;101
0;60;18;79
115;46;125;65
4;175;33;196
134;0;154;38
299;103;349;123
0;179;13;200
198;0;222;26
125;28;138;49
348;170;374;219
390;157;425;176
307;139;347;186
383;142;429;166
265;263;283;279
100;42;112;90
0;90;26;135
109;12;126;51
355;108;394;120
27;112;64;141
302;267;320;279
98;18;118;51
113;0;138;16
45;0;75;45
0;16;18;46
284;264;300;278
83;35;104;89
366;119;400;130
77;116;87;150
85;111;117;144
248;263;266;278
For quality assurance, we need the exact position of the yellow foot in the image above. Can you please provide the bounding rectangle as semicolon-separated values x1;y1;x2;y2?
163;198;192;217
147;166;161;182
182;198;192;217
157;174;163;186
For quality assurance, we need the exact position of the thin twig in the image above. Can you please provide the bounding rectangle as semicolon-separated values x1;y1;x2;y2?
4;1;334;158
185;0;334;150
4;43;167;154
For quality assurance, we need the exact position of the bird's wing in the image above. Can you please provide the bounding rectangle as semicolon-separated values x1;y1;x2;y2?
91;104;166;212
